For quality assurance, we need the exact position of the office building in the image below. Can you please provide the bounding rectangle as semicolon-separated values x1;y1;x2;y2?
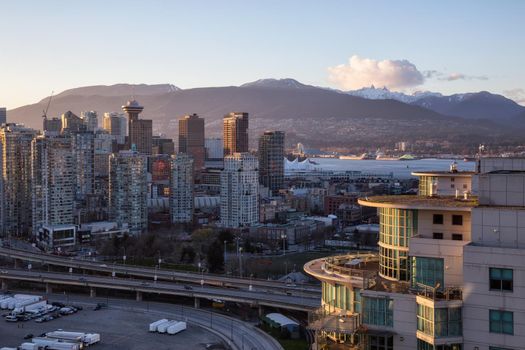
109;150;148;235
81;111;98;131
32;135;75;233
61;110;85;134
103;112;127;145
152;136;175;156
122;100;152;155
0;124;37;236
258;131;285;195
71;132;95;200
220;153;259;228
223;112;248;156
304;158;525;350
0;107;6;124
178;114;205;169
170;153;194;223
205;138;223;160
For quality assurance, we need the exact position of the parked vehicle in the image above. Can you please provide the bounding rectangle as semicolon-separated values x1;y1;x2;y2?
167;321;187;335
157;320;178;333
149;319;168;332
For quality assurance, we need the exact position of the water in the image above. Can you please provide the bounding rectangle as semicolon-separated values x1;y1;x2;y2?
311;158;476;179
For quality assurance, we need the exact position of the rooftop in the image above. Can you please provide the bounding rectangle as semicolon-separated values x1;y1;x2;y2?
411;170;475;177
358;195;478;210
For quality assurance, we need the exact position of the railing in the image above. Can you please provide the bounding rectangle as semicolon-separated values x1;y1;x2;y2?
322;253;379;281
412;284;463;301
308;305;361;334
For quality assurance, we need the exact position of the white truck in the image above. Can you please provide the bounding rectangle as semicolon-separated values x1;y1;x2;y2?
31;337;81;350
46;331;101;346
19;344;39;350
13;300;47;314
167;321;187;335
1;297;15;309
149;319;168;332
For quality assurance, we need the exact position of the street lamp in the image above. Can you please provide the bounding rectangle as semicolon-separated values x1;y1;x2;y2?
238;247;243;278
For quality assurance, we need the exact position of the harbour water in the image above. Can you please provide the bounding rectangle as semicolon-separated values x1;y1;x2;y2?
311;158;476;179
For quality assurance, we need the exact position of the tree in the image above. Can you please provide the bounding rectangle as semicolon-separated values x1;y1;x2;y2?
207;240;224;273
218;229;234;244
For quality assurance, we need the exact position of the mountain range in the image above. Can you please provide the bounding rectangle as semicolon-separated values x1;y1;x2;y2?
6;79;525;150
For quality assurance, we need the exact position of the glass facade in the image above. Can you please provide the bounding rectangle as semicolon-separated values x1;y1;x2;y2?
362;296;393;327
321;282;360;312
363;335;393;350
490;268;513;291
418;176;437;196
417;304;462;337
379;208;417;281
417;340;462;350
411;257;444;290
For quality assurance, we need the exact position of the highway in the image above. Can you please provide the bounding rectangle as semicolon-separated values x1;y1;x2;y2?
0;247;321;297
0;268;320;311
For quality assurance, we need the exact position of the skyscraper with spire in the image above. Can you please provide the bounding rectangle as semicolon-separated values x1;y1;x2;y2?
122;100;152;155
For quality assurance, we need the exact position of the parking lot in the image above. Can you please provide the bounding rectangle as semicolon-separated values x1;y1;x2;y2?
0;304;225;349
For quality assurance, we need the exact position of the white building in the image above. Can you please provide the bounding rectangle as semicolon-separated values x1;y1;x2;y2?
103;112;127;145
36;224;76;251
81;111;98;131
304;158;525;350
109;150;147;235
170;153;194;223
32;134;76;234
220;153;259;228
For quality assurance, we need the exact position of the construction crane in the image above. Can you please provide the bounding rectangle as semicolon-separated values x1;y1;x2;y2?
42;91;54;131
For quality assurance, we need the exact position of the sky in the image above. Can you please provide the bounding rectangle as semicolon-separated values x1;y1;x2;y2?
1;0;524;109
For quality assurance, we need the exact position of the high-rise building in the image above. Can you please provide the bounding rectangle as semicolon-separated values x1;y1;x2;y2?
220;153;259;228
71;132;95;201
103;112;127;145
31;134;75;233
109;150;148;235
0;107;6;124
258;131;285;195
61;111;85;134
122;100;152;155
170;153;194;223
223;112;249;156
178;114;205;169
152;136;175;156
205;138;223;160
43;117;62;133
0;124;37;237
304;158;525;350
81;111;98;131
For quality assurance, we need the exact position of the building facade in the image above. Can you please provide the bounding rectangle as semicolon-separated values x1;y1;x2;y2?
220;153;259;228
0;124;37;237
258;131;285;196
223;112;248;156
205;137;223;160
0;107;6;124
109;150;148;235
81;110;98;131
169;153;194;223
31;135;76;233
178;113;205;170
103;112;127;145
61;111;85;134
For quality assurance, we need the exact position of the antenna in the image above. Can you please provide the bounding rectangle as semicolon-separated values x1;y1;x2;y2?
42;91;54;119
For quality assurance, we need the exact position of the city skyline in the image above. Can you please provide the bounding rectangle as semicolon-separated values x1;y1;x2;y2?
1;1;525;109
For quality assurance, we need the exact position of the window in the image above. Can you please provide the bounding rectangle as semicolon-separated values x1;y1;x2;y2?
433;232;443;239
463;184;468;189
450;184;455;188
418;340;462;350
450;177;455;182
489;347;513;350
365;335;393;350
412;257;444;290
490;310;513;335
362;297;393;327
417;305;462;337
452;234;463;241
452;215;463;226
490;268;513;291
433;214;444;225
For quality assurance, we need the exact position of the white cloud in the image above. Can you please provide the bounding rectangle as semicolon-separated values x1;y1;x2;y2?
503;88;525;105
441;73;488;81
328;55;424;91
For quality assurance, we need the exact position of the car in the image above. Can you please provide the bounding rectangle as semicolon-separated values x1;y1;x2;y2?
51;302;65;308
35;317;45;323
5;315;18;322
23;334;33;340
140;282;149;286
93;305;101;311
184;285;193;290
72;305;83;311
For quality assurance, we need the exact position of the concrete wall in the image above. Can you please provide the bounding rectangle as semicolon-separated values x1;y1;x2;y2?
478;172;525;206
471;207;525;248
417;210;471;241
479;158;525;173
463;244;525;350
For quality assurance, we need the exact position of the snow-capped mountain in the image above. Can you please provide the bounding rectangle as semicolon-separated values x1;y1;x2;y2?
346;85;442;103
240;78;312;89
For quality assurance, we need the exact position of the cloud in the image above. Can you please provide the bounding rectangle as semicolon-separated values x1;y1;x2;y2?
440;73;488;81
328;55;424;90
503;88;525;105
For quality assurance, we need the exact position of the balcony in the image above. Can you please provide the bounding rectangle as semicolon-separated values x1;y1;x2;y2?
308;306;361;335
413;284;462;301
